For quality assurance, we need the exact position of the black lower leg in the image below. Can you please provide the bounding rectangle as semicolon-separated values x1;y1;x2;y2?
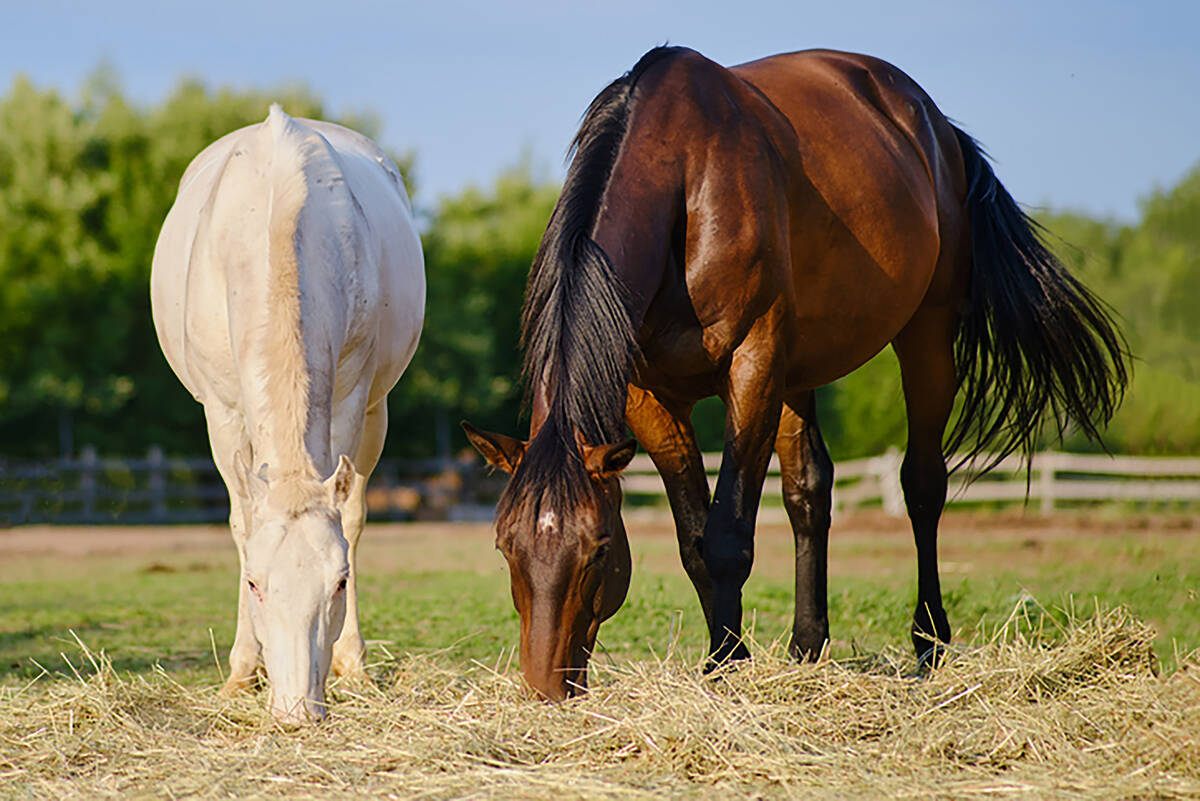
779;397;833;661
789;497;831;660
703;499;753;669
624;388;716;630
902;450;951;666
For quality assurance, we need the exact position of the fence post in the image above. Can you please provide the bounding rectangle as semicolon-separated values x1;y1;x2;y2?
148;445;167;522
1039;451;1057;515
879;447;905;517
80;445;98;520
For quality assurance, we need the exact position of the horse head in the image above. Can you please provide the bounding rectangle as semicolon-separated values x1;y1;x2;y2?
234;453;357;722
463;421;636;700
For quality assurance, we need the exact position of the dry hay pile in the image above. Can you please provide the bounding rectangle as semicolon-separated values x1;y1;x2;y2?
1;604;1197;799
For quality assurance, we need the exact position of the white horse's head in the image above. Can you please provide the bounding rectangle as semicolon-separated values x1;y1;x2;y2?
234;452;357;723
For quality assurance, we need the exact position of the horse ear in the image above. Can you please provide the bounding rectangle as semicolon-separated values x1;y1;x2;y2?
233;451;268;505
461;420;526;474
325;454;357;507
581;438;638;481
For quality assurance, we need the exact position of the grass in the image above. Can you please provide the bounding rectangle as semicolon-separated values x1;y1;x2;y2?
0;512;1197;797
2;512;1196;679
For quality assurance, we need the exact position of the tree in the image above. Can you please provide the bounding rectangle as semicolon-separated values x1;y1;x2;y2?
385;165;559;457
1044;164;1200;454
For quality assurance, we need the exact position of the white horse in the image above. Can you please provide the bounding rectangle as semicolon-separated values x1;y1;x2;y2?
150;105;424;722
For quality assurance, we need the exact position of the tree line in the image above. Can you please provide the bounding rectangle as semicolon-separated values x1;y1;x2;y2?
0;73;1196;462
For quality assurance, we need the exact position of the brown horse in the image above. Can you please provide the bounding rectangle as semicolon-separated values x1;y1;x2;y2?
463;46;1128;700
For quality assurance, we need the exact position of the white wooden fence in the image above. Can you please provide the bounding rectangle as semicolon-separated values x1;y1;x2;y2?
621;449;1200;518
6;447;1199;525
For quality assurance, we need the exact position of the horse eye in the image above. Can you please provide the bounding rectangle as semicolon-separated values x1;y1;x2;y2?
336;577;348;592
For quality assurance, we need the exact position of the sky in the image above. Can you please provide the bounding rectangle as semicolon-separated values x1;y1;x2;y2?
4;0;1198;221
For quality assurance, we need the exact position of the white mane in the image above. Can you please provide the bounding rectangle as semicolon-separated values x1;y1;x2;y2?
259;105;321;480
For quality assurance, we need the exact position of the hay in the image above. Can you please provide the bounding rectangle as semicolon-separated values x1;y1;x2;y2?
1;604;1197;799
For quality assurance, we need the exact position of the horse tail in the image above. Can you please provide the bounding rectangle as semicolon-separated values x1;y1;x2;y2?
945;127;1130;472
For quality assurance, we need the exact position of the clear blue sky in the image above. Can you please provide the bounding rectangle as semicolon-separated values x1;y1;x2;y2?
5;0;1198;221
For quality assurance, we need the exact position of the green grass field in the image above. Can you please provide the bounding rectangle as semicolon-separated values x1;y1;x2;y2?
2;511;1197;683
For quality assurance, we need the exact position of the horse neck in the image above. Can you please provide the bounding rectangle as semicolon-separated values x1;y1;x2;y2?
591;125;680;336
521;67;685;451
526;126;680;449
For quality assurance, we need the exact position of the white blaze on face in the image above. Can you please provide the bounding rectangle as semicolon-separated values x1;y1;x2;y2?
537;509;557;534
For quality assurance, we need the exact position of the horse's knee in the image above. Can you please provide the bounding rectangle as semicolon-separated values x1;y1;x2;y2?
702;520;754;585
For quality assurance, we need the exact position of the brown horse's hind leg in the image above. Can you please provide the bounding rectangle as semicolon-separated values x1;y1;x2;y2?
775;391;833;661
892;306;959;666
625;386;714;629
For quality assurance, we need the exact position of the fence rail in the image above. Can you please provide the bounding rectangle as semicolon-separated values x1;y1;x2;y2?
622;449;1200;518
0;446;499;526
4;447;1199;526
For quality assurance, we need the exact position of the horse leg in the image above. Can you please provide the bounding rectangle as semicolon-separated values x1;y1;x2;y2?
775;390;834;661
331;401;386;682
625;385;714;629
203;403;260;694
704;329;784;666
893;307;958;666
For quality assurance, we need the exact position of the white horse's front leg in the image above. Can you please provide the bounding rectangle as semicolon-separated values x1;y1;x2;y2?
223;527;261;694
204;403;262;695
331;471;367;681
331;401;386;682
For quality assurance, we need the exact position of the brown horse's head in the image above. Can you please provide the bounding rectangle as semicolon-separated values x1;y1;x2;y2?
463;420;636;700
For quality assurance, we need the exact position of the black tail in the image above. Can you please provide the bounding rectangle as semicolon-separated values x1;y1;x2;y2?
946;128;1130;472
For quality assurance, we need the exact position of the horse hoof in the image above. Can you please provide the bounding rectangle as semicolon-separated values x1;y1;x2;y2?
914;640;948;673
331;663;370;685
331;648;370;684
703;641;751;674
788;630;830;663
219;674;258;696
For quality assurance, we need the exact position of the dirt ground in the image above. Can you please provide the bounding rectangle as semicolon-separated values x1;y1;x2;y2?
3;509;1195;584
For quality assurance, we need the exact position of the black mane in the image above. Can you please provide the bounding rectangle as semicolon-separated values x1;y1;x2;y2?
502;46;683;521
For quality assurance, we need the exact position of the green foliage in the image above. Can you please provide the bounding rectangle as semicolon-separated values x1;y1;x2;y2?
384;165;558;457
815;351;908;460
1042;165;1200;454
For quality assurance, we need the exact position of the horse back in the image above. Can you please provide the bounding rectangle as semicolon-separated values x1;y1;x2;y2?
625;49;969;391
732;50;969;308
151;111;423;413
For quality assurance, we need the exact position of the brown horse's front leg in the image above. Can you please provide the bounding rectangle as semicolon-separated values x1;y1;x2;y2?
625;386;714;629
703;335;783;669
